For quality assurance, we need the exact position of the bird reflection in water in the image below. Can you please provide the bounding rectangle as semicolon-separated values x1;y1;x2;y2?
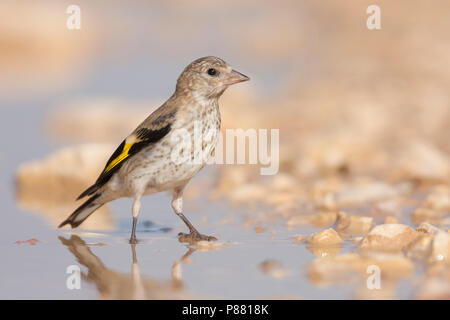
59;235;195;299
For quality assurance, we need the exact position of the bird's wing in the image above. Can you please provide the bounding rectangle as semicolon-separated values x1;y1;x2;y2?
76;103;178;200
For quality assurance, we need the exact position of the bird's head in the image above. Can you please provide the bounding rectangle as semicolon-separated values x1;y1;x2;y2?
176;56;249;102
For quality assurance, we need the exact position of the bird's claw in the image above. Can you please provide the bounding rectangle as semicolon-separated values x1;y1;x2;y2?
178;231;217;244
129;236;138;244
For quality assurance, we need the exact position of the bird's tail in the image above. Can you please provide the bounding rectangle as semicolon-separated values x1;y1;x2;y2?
58;193;103;228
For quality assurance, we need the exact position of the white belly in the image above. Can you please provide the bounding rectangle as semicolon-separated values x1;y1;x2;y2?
107;101;221;198
114;125;219;197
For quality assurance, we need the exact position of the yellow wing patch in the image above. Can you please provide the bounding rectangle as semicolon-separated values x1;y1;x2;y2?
104;136;139;173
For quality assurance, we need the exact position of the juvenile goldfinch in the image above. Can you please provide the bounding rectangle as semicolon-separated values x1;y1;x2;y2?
59;56;249;244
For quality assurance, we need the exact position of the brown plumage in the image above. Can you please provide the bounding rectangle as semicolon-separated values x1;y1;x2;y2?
59;56;249;244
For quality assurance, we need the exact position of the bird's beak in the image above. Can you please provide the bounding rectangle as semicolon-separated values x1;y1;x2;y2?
225;69;250;85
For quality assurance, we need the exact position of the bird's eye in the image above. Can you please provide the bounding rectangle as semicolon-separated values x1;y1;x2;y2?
207;68;217;76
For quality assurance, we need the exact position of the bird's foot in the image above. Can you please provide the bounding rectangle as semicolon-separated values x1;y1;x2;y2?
129;236;138;244
178;230;217;244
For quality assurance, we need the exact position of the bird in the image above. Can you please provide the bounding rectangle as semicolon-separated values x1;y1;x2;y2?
58;56;249;244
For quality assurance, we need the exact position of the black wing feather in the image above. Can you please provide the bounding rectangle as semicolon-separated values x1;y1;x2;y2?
76;124;172;200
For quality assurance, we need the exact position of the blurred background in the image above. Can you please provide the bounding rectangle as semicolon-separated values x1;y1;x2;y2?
1;0;449;299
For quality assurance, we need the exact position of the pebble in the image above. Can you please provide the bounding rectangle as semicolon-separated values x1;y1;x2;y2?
405;234;433;260
412;208;448;226
424;187;450;211
306;228;343;246
384;216;399;224
286;211;337;229
334;182;409;206
429;231;450;264
15;144;116;230
416;222;441;235
16;143;115;202
254;226;265;234
359;224;419;251
336;213;375;237
398;142;450;182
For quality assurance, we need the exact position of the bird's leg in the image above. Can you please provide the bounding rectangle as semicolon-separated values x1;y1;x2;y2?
130;195;142;244
172;186;217;243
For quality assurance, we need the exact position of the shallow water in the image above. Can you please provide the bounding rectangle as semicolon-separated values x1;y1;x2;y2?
0;203;351;299
1;187;416;299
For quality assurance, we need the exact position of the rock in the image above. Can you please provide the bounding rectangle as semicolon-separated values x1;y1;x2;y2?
359;224;420;251
416;222;441;235
311;212;339;228
405;234;433;260
316;193;338;211
424;187;450;211
412;208;448;226
384;216;399;224
406;223;449;262
337;213;375;237
349;236;364;244
412;187;450;227
271;173;298;191
16;143;116;203
18;200;115;231
372;199;403;216
397;142;450;182
334;182;410;206
306;228;343;246
429;231;450;264
286;211;337;229
254;226;265;234
15;144;117;230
